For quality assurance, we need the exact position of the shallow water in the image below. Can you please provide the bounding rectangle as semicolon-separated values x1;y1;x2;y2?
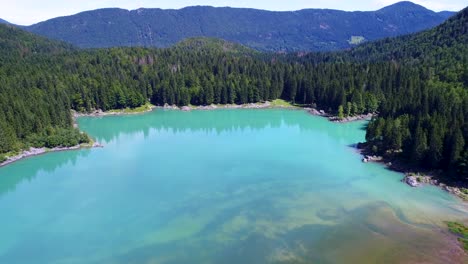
0;109;466;264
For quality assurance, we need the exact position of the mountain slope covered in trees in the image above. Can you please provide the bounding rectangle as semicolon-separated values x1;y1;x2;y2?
0;7;467;183
23;1;454;51
350;8;468;176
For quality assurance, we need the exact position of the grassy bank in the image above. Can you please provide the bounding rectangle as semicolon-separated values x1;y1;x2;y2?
447;222;468;251
107;103;156;114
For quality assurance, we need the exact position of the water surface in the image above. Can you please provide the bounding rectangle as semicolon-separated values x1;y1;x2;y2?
0;109;466;263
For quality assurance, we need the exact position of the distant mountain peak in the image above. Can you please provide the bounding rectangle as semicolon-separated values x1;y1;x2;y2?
379;1;430;12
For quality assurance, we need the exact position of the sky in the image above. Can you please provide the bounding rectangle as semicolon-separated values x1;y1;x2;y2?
0;0;465;25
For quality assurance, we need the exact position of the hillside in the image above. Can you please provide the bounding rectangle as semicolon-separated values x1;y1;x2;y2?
0;24;73;63
0;6;467;182
174;37;257;54
349;6;468;62
0;19;9;24
24;1;454;51
352;7;468;178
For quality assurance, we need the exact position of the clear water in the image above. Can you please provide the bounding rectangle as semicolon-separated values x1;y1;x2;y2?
0;109;466;264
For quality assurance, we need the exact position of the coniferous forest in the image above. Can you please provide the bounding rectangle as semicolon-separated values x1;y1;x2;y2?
0;8;467;183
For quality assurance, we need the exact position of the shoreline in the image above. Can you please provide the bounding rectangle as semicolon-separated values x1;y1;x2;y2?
7;102;468;201
74;101;299;118
74;102;467;201
358;146;468;201
2;101;295;168
306;108;375;123
0;142;104;168
72;104;157;118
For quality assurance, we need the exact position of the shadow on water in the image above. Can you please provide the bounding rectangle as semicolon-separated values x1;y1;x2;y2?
78;109;367;144
359;122;368;131
0;149;91;198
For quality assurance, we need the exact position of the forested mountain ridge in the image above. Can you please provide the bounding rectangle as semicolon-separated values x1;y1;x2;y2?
0;25;85;158
174;37;257;55
349;8;468;63
0;24;73;63
23;1;454;51
352;8;468;177
0;19;9;24
0;7;467;183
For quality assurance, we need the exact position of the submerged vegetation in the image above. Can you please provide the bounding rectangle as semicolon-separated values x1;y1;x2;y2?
0;7;467;183
447;222;468;251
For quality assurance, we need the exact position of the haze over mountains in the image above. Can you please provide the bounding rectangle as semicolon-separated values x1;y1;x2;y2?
11;1;455;51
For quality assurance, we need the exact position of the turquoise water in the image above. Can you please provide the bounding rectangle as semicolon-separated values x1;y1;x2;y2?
0;109;466;264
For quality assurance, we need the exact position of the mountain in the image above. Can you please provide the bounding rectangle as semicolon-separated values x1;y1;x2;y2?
175;37;257;54
0;24;73;63
0;6;466;180
0;19;9;24
23;1;455;51
347;5;467;63
438;11;457;18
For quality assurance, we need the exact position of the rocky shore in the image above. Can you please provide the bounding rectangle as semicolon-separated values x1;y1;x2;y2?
307;108;374;123
362;155;383;163
0;142;103;168
73;101;298;117
359;148;468;201
401;173;468;200
307;108;328;116
329;113;374;123
162;101;297;111
72;104;157;118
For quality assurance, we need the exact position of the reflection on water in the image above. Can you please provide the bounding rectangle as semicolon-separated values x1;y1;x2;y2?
82;109;358;143
0;150;91;198
0;109;466;264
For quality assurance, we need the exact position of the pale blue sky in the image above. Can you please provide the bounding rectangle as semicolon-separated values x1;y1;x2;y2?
0;0;465;25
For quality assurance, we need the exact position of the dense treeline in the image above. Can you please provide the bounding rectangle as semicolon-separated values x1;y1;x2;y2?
349;8;468;179
0;8;467;182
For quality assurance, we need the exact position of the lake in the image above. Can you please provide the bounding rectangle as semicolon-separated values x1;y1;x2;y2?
0;109;466;263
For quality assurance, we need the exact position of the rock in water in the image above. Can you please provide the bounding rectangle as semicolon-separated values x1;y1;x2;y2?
405;176;419;187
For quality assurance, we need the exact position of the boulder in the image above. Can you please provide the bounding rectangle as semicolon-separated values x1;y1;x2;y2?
309;109;321;115
405;176;419;187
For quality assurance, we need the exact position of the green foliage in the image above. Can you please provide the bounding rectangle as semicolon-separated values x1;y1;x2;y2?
359;8;468;180
338;105;345;119
175;38;257;55
26;128;90;149
270;99;293;108
447;222;468;251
